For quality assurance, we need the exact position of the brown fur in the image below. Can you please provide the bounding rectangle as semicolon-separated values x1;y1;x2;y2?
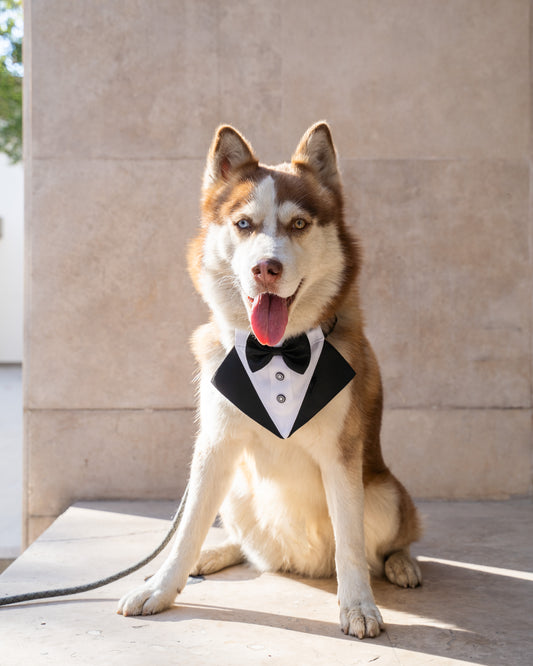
117;122;422;639
190;122;421;549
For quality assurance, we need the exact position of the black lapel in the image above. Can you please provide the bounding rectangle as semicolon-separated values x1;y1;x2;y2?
289;340;356;436
211;348;282;438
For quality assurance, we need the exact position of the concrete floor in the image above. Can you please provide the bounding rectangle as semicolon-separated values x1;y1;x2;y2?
0;498;531;665
0;364;22;559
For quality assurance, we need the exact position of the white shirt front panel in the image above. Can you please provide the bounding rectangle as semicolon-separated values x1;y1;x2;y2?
234;327;325;438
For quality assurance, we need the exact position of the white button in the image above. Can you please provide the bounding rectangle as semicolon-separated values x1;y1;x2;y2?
275;372;285;381
276;394;286;404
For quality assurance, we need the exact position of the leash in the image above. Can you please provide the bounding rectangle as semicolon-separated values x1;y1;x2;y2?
0;484;189;607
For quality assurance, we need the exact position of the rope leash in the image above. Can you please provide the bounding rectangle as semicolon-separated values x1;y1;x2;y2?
0;485;189;607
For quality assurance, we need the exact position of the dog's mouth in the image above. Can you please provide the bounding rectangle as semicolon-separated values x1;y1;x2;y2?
246;283;302;346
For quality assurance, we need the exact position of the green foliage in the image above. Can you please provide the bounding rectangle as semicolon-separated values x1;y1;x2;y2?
0;0;22;163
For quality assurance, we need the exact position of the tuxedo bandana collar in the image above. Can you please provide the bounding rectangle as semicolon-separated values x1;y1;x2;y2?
212;327;356;439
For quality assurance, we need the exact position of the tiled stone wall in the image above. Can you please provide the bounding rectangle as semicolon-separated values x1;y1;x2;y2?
24;0;532;544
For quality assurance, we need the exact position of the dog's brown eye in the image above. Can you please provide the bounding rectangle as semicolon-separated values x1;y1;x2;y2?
293;219;307;231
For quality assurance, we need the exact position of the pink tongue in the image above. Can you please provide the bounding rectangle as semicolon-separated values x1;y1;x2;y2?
250;293;288;346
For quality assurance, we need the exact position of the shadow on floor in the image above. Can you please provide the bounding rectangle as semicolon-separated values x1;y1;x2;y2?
100;555;533;665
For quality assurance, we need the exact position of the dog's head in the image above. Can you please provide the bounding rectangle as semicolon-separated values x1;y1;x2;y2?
189;122;359;345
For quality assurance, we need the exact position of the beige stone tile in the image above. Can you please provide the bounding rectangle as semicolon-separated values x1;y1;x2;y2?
218;0;283;164
30;0;219;159
4;500;532;664
530;164;533;416
381;408;532;499
26;409;195;520
25;406;530;531
26;516;55;547
282;0;529;159
342;159;531;409
26;159;209;410
0;559;14;574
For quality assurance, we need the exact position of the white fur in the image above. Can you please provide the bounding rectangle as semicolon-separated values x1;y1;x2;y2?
199;175;346;346
117;131;414;640
231;178;304;302
363;481;401;575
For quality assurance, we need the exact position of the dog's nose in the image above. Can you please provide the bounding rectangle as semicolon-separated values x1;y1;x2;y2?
252;258;283;287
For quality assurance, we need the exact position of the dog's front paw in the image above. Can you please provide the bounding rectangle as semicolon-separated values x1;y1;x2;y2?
339;601;384;639
117;581;177;617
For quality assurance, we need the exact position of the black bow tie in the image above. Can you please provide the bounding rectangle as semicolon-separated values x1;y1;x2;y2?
246;334;311;375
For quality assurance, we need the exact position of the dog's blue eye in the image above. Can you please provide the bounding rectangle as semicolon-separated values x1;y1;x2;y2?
236;219;251;229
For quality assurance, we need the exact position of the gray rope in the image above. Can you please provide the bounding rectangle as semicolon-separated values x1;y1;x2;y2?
0;485;189;607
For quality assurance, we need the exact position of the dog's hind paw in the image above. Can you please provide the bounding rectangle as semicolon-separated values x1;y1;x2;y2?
190;542;244;576
339;601;384;639
384;550;422;588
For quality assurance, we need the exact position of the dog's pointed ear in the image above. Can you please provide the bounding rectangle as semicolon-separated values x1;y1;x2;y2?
203;126;258;189
291;122;340;190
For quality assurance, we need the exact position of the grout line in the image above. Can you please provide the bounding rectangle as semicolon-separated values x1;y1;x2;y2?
24;407;195;413
384;405;531;411
23;405;531;413
30;156;206;163
28;156;530;164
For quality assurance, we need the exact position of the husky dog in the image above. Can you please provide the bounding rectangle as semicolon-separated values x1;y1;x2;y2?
118;122;422;638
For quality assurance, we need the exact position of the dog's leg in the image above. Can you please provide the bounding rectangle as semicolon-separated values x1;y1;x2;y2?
362;473;422;587
117;435;241;616
190;541;244;576
321;459;384;639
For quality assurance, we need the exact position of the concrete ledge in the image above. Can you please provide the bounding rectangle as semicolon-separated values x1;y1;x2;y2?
0;499;531;665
